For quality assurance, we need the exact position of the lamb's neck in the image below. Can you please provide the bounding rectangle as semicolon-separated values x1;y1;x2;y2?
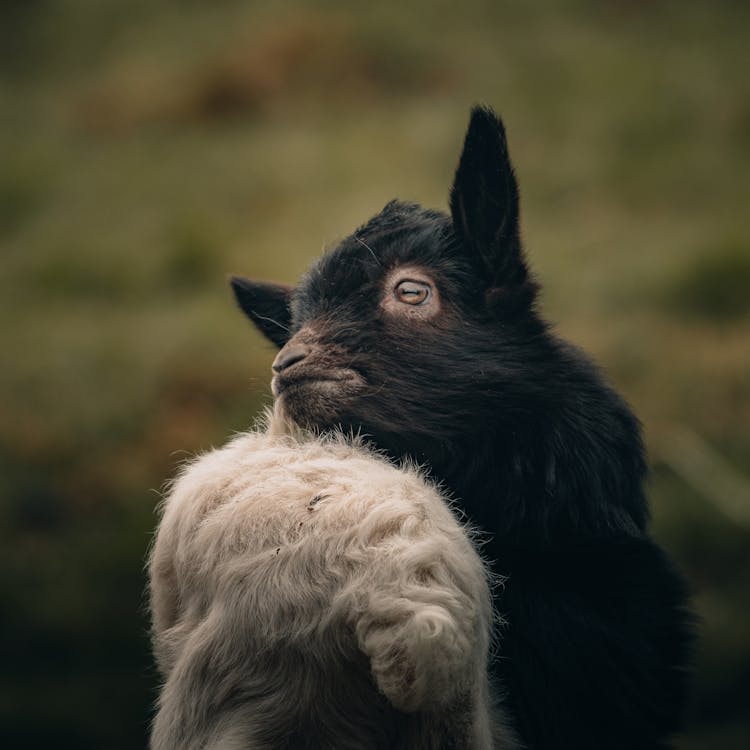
435;389;649;546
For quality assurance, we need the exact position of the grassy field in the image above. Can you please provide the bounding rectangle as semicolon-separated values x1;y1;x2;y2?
1;1;749;746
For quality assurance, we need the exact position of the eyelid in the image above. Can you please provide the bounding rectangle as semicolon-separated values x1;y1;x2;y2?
398;277;431;286
395;279;432;293
395;279;431;305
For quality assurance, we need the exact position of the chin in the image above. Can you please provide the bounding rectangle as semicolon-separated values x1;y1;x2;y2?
272;373;366;432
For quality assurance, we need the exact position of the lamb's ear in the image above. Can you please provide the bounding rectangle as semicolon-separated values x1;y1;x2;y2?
229;276;292;348
450;106;529;290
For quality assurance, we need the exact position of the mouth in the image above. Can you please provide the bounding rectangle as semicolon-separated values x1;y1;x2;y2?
271;368;364;398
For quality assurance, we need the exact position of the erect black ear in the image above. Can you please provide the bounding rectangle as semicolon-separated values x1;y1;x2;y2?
450;106;530;290
229;275;293;348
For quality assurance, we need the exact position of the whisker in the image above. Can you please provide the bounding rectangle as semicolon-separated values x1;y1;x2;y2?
332;327;361;339
355;236;382;267
253;313;290;332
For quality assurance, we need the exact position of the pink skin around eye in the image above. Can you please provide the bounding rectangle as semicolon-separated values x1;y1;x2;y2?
381;266;440;319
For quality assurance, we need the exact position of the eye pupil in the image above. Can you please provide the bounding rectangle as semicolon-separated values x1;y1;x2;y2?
395;280;431;305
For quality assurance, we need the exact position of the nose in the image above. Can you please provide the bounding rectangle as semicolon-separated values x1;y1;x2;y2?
272;343;311;373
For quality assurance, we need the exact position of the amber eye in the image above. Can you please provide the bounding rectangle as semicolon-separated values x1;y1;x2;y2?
395;280;431;306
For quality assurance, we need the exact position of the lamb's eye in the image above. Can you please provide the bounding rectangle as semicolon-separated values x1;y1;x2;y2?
395;280;431;306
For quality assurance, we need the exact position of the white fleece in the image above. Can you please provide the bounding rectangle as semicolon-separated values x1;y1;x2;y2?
149;415;512;749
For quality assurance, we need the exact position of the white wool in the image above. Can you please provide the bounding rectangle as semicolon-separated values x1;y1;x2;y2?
149;414;513;749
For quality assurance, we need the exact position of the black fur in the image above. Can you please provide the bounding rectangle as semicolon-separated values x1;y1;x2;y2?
231;106;693;749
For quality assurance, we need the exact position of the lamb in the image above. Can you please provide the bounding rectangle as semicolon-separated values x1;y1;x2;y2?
230;106;694;749
149;411;514;749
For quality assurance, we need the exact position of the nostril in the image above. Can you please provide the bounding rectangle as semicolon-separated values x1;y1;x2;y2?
272;344;311;373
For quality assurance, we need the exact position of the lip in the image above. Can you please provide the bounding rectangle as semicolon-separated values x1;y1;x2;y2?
272;370;363;397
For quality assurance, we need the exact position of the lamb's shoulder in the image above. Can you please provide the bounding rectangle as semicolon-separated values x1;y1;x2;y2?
149;431;417;620
157;426;465;550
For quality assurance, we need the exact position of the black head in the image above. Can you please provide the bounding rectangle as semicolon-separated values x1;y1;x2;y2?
231;106;548;458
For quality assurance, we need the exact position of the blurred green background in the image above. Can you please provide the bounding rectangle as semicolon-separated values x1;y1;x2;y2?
1;0;749;747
